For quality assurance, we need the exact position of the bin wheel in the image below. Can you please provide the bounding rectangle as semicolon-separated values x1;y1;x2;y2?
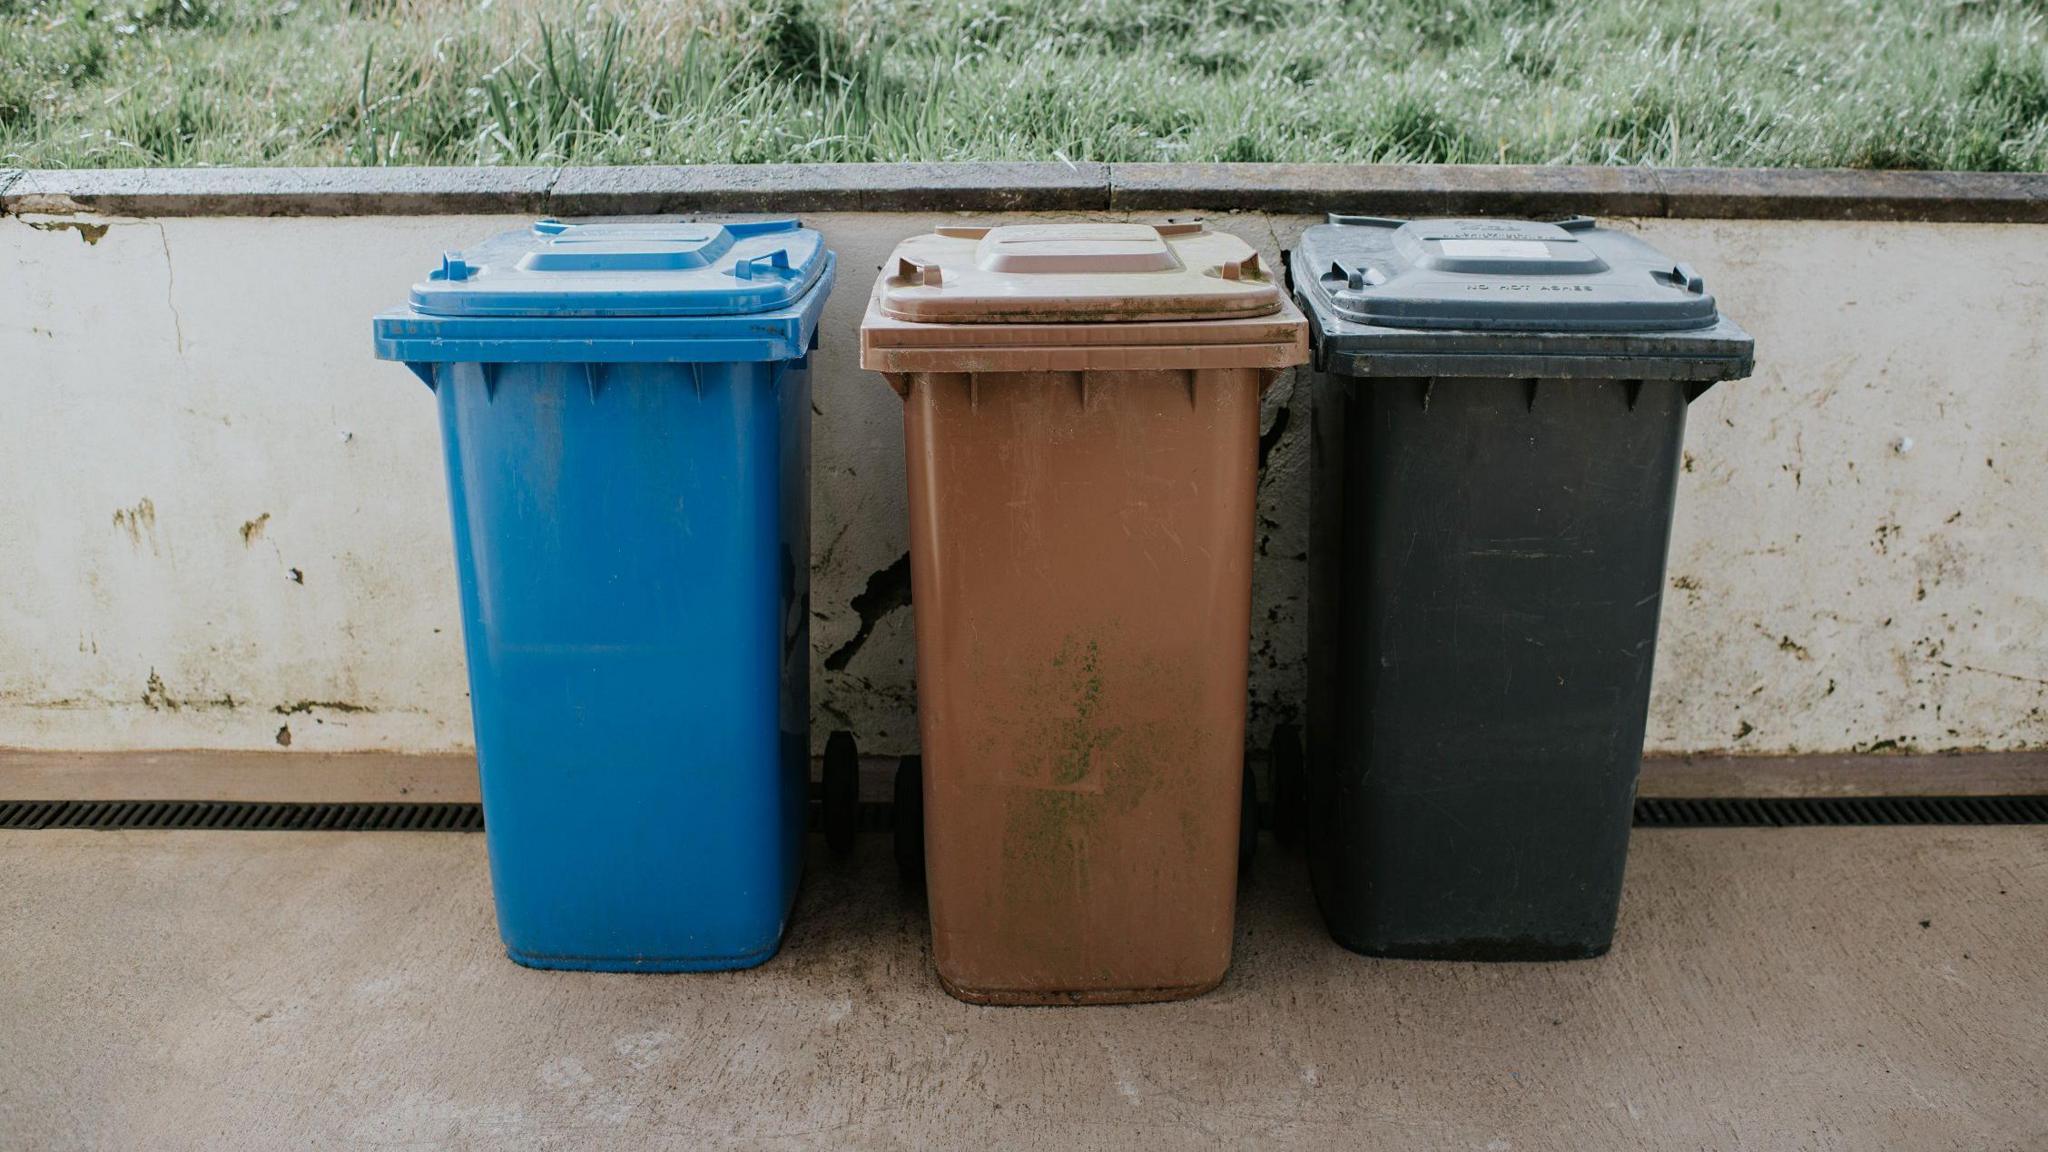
893;754;924;883
823;730;859;855
1239;758;1259;875
1270;722;1305;847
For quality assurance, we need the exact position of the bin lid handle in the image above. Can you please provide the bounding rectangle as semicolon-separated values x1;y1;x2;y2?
1319;260;1381;291
732;249;795;281
896;256;944;287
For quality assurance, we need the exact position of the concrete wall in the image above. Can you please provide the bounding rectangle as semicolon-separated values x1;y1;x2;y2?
4;195;2046;760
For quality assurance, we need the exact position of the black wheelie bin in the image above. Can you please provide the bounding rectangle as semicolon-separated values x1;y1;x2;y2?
1292;215;1754;960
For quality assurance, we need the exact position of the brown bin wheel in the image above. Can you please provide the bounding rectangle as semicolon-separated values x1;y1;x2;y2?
893;754;924;884
823;730;859;855
1270;722;1305;847
1239;758;1259;875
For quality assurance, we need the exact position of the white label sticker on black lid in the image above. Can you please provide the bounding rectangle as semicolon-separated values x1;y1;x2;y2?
1440;239;1551;260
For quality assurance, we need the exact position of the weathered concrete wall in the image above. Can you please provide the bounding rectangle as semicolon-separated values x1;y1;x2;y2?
3;207;2045;758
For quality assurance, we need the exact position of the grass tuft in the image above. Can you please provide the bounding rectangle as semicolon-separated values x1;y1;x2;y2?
1371;94;1485;163
118;87;228;163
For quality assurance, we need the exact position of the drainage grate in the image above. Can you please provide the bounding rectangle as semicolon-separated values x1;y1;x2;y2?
1633;795;2048;828
0;800;484;832
3;796;2044;833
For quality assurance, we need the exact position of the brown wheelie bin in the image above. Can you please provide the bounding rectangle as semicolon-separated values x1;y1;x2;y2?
859;223;1308;1004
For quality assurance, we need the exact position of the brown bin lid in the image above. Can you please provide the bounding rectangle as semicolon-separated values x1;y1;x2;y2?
877;223;1285;323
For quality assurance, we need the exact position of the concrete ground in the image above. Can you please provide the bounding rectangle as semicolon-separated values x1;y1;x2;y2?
1;828;2043;1152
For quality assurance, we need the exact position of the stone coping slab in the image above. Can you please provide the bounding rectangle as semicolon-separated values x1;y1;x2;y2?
4;163;2043;222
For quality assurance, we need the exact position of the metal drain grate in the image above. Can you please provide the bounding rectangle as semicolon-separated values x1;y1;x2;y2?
0;797;885;833
0;800;484;832
3;796;2043;833
1633;795;2048;828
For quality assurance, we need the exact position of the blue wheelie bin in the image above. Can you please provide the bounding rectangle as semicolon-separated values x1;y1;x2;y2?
374;218;835;971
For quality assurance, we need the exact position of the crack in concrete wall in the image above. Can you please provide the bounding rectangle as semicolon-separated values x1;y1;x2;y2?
153;221;185;354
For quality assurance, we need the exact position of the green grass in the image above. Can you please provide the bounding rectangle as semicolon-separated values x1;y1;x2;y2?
2;0;2045;169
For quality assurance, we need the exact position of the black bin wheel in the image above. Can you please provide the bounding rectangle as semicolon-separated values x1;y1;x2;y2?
1239;758;1259;875
823;729;859;855
893;754;924;883
1270;722;1305;847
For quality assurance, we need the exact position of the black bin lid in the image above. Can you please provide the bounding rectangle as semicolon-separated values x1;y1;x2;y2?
1305;216;1721;331
1292;216;1754;381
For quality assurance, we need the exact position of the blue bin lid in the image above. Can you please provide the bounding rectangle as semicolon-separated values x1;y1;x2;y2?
408;218;828;318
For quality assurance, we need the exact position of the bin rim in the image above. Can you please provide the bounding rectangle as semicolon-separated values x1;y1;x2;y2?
859;288;1308;378
1296;286;1753;386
